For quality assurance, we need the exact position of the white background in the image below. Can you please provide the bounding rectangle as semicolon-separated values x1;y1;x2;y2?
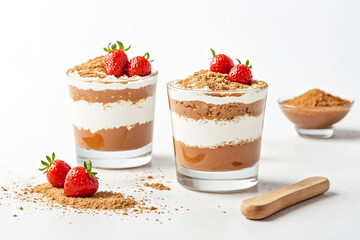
0;0;360;239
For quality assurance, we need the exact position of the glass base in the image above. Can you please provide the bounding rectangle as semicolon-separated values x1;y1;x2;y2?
296;127;334;138
75;143;152;169
176;162;259;193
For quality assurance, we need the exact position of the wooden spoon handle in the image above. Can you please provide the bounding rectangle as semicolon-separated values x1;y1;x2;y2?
241;176;330;220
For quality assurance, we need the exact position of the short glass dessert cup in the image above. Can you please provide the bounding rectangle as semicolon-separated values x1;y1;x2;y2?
167;80;268;192
67;71;158;169
278;97;354;138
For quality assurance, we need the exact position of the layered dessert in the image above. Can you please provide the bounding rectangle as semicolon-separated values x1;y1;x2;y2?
168;70;267;171
67;42;157;168
279;89;352;129
168;49;268;191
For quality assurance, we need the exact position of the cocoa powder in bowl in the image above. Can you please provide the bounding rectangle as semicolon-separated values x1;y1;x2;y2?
282;89;350;107
280;89;353;129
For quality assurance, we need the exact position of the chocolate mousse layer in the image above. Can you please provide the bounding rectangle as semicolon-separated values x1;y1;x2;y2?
169;98;265;120
73;121;153;151
173;138;261;171
69;84;156;104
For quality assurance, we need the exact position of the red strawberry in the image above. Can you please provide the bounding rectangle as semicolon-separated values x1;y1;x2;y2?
103;41;131;77
64;160;99;198
39;153;71;188
228;59;253;85
209;48;234;74
127;52;152;77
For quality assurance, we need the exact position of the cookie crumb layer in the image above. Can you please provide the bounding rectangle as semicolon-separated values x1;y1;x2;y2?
176;70;267;91
67;56;107;78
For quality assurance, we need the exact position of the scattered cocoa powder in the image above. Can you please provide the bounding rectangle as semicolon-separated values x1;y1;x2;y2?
282;89;350;107
175;70;267;91
31;183;137;211
144;183;171;191
67;56;107;78
1;173;185;221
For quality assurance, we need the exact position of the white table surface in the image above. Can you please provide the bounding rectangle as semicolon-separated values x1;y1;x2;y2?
1;79;359;240
1;0;360;239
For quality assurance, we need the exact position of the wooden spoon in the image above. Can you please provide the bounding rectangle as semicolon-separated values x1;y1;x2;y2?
241;176;330;220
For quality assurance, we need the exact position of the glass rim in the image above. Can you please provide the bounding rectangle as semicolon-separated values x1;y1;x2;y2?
166;79;268;94
278;96;354;110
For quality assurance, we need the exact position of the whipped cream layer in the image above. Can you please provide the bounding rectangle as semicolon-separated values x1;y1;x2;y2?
168;84;267;104
170;112;264;147
68;70;158;91
168;80;267;148
72;97;155;133
68;71;157;133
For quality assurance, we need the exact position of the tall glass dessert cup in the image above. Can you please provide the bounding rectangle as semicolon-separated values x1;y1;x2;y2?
67;57;157;169
167;75;267;192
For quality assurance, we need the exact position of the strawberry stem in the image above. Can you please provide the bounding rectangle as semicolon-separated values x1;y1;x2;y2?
235;58;252;69
104;41;131;53
83;160;99;179
143;52;154;62
39;152;56;173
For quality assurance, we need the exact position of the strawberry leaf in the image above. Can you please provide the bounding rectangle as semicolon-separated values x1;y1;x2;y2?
143;52;153;62
103;43;111;52
235;58;241;65
39;153;56;173
144;52;150;60
83;160;99;179
210;48;216;58
117;41;124;50
41;160;49;166
84;161;88;170
104;41;130;52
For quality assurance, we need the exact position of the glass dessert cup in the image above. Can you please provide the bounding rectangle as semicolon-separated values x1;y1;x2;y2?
68;71;158;169
278;97;354;138
167;80;268;192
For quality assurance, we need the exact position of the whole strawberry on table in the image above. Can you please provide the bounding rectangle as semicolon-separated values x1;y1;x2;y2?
40;154;99;197
64;160;99;198
39;153;71;187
